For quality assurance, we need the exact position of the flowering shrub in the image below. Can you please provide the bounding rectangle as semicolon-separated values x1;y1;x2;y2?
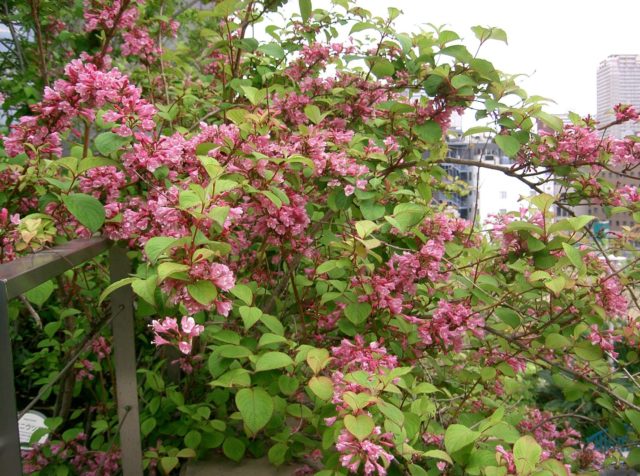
3;1;640;475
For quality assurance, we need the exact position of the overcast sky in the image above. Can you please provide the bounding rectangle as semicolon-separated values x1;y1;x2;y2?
359;1;640;116
272;0;639;118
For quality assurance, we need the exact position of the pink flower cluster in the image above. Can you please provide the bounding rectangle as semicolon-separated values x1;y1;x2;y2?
336;427;394;476
331;335;398;373
517;409;581;460
588;324;622;358
596;275;628;318
358;213;468;317
475;348;527;374
408;300;484;353
613;103;639;123
571;442;606;470
22;433;120;475
122;26;161;63
161;261;235;315
0;208;20;263
150;316;204;354
328;336;397;412
524;124;602;166
4;58;156;158
83;0;139;32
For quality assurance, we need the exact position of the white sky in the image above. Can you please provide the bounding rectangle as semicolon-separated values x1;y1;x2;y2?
273;0;640;119
366;0;639;117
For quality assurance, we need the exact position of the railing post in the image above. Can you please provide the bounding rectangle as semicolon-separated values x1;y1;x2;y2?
109;246;143;476
0;281;23;475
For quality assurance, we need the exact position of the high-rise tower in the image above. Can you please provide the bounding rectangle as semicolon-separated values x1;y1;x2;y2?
597;54;640;138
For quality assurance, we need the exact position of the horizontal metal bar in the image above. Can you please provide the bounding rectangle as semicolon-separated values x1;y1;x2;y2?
0;237;110;299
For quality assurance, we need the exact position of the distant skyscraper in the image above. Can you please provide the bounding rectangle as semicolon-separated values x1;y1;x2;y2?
597;54;640;138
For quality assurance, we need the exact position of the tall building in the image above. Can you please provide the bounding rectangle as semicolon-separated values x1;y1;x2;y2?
589;55;640;235
597;54;640;139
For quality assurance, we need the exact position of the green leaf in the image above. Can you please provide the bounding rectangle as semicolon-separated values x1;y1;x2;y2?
179;190;201;209
217;345;253;359
344;302;371;325
188;280;218;305
94;132;130;155
316;260;340;274
513;435;541;475
268;443;288;466
160;456;179;474
61;193;105;232
355;220;378;238
530;193;555;213
308;376;333;400
567;215;596;231
444;424;480;454
471;26;508;44
132;277;156;305
545;333;570;349
260;190;282;208
241;86;266;105
255;351;294;372
544;276;566;296
144;237;178;263
24;280;55;307
157;262;190;282
223;437;246;462
451;74;476;89
235;387;274;435
260;314;284;335
77;156;119;173
299;0;311;21
415;121;443;143
494;307;520;328
463;126;496;137
257;43;285;60
495;135;521;157
239;306;262;330
214;179;239;195
211;368;251;388
574;342;602;361
344;414;375;441
626;410;640;434
359;200;386;220
209;206;230;227
350;21;375;34
304;104;322;124
424;449;453;464
627;447;640;468
258;333;287;347
370;58;395;78
230;284;253;305
534;111;563;132
184;430;202;449
141;418;156;436
278;375;299;395
177;448;196;458
306;348;331;374
562;243;583;270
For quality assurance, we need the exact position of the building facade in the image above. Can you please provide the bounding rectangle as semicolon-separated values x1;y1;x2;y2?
597;54;640;139
592;54;640;234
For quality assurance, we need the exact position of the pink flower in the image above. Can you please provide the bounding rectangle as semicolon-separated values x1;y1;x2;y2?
336;427;394;476
150;316;203;355
210;263;236;291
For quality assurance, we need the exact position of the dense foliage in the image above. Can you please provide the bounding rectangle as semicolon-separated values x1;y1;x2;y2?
3;1;640;475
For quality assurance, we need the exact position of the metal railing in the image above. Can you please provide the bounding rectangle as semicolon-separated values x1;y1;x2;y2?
0;237;142;475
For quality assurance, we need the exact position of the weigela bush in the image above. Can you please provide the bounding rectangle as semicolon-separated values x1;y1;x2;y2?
3;0;640;474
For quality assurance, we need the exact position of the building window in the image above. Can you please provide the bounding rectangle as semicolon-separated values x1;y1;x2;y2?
499;191;507;199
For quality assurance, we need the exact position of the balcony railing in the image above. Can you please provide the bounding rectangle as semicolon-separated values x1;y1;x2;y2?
0;237;142;476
